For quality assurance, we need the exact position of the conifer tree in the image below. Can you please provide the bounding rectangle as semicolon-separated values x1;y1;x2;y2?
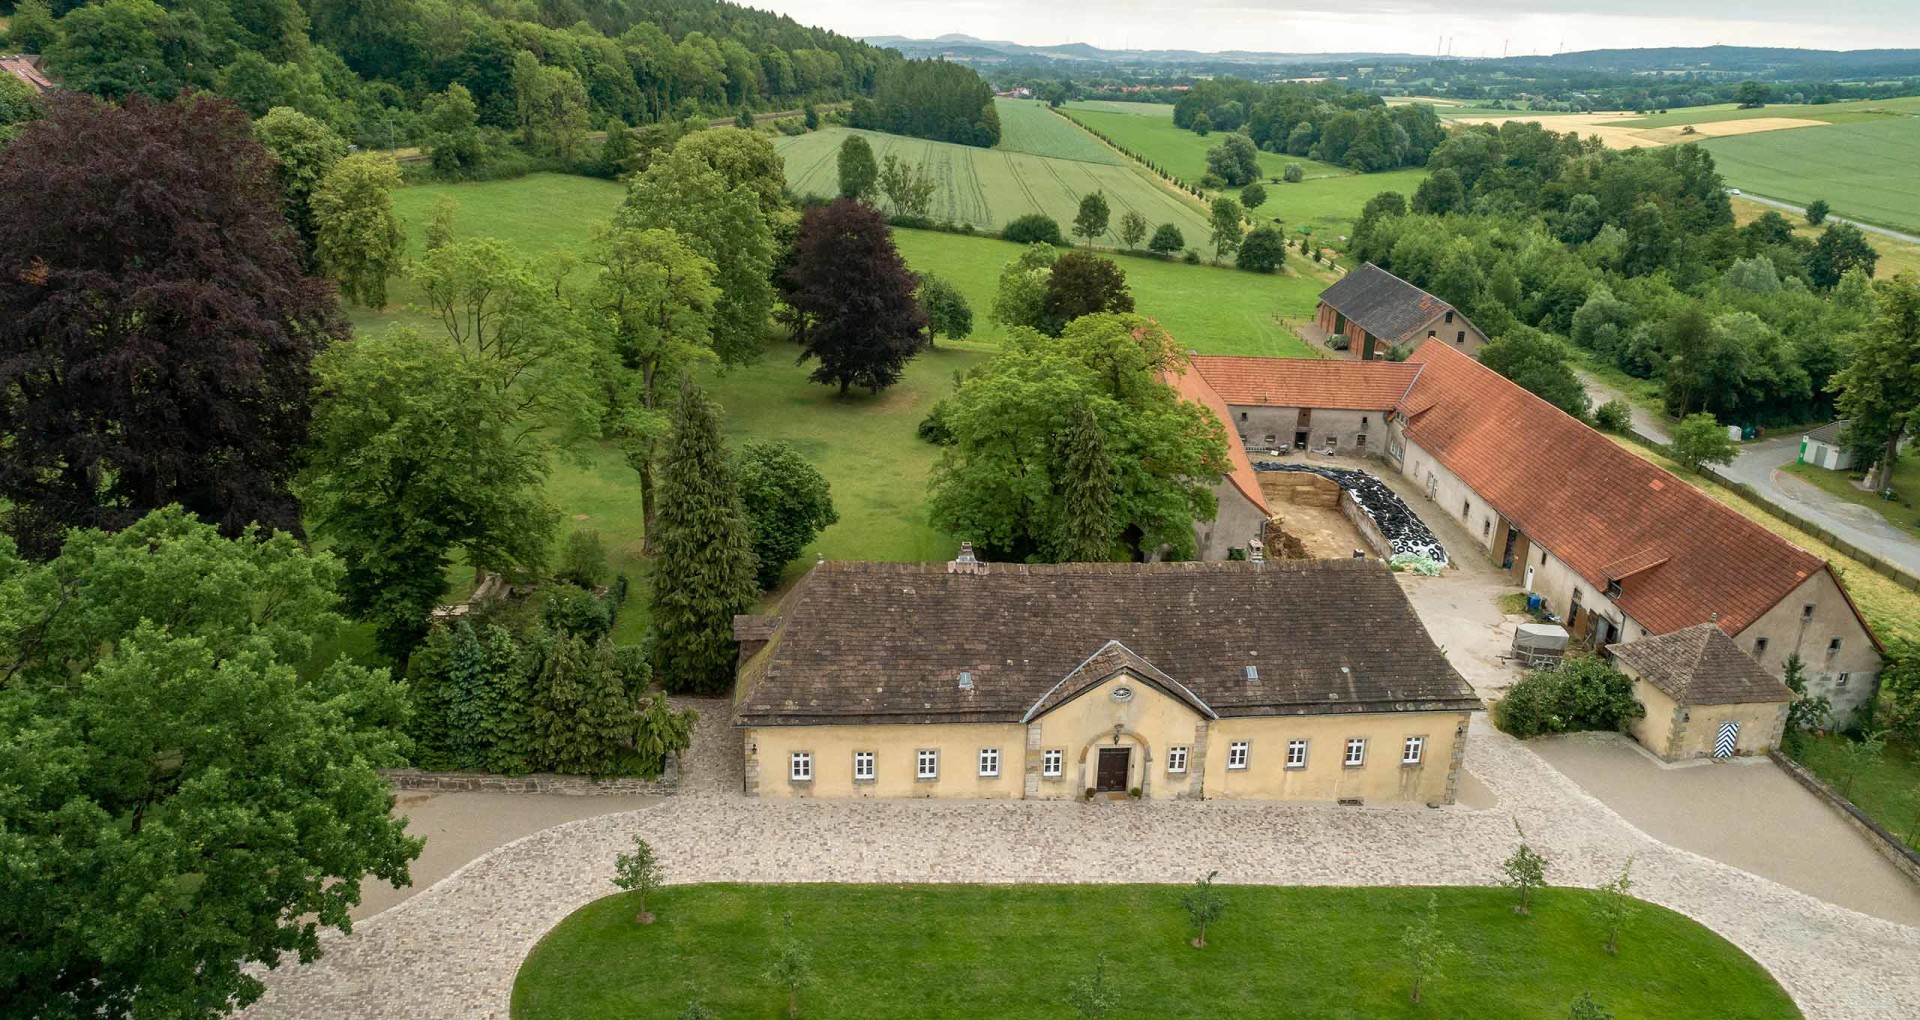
650;376;760;693
529;633;636;774
1050;405;1117;562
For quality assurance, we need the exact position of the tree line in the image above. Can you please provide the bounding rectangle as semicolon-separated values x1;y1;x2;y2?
1172;77;1446;172
0;0;993;156
1341;119;1911;468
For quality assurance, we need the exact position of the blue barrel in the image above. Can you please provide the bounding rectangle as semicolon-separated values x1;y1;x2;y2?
1526;593;1544;613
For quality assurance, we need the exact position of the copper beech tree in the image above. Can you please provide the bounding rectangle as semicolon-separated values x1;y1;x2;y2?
0;93;344;558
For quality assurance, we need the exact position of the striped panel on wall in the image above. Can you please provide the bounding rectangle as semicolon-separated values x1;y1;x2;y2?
1714;722;1740;758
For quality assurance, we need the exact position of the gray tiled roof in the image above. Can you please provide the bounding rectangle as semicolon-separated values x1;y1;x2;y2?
1608;623;1793;706
1319;263;1469;346
732;559;1481;726
1803;420;1849;446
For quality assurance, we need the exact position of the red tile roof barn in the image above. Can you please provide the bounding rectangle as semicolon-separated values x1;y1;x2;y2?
1189;355;1423;411
1397;340;1863;639
1164;362;1268;516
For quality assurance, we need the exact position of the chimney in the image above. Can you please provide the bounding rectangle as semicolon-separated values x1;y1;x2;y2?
1247;538;1265;563
948;541;988;575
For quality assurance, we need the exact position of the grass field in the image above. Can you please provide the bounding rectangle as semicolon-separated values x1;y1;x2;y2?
990;98;1122;164
1732;195;1920;279
512;884;1799;1019
773;125;1212;241
1791;734;1920;851
894;229;1324;357
1614;96;1920;128
1059;100;1353;184
1704;117;1920;233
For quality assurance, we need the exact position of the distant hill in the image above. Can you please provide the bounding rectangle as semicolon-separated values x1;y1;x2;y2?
866;36;1920;80
864;34;1417;67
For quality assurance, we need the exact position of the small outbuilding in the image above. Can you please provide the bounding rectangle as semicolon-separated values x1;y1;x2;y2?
1798;420;1856;472
1608;624;1792;761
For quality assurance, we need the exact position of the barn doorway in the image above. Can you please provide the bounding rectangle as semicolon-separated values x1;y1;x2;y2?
1096;747;1131;793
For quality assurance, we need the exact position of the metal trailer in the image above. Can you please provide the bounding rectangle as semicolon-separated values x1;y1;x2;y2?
1511;623;1570;668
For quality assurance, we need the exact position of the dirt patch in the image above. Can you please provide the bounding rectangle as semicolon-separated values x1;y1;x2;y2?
1263;501;1370;559
1444;112;1829;151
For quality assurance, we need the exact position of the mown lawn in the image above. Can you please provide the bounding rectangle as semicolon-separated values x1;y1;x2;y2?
511;884;1800;1020
892;227;1327;357
1790;733;1920;851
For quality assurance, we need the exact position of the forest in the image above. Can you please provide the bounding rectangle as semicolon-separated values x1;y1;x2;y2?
0;0;994;152
1343;120;1884;431
1170;78;1445;172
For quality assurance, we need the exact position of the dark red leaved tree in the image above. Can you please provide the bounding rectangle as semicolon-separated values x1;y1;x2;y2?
1040;252;1134;336
0;93;345;557
778;198;927;396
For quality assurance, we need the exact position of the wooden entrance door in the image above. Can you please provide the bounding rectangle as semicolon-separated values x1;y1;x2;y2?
1096;747;1131;792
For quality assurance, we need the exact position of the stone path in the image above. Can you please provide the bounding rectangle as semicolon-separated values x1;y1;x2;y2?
240;723;1920;1020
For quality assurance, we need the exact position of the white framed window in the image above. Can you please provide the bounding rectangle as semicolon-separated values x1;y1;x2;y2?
790;751;813;782
1402;736;1425;765
917;748;939;780
1836;672;1851;688
1344;738;1367;767
853;750;875;781
1167;745;1188;773
978;747;1000;777
1286;739;1307;769
1227;741;1249;770
1043;748;1063;777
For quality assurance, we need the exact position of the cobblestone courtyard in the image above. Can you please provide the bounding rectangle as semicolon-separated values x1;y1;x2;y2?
240;710;1920;1020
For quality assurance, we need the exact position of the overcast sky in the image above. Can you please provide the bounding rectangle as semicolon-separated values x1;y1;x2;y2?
750;1;1918;57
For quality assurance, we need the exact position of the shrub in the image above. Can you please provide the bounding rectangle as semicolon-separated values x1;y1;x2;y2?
1182;249;1201;265
1147;223;1185;256
1282;162;1305;183
543;583;616;643
1593;399;1632;433
1003;213;1064;246
1494;656;1644;738
556;528;608;588
1236;225;1286;273
917;400;954;444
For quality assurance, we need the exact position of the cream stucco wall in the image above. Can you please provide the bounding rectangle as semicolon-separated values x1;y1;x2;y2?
1734;569;1880;725
745;722;1028;799
1627;675;1788;760
1202;711;1468;804
741;670;1471;804
1194;477;1268;561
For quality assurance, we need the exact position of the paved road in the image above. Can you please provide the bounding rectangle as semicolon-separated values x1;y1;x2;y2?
1577;371;1920;576
1735;192;1920;247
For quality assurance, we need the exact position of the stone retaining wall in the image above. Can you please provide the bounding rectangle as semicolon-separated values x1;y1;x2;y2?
383;764;679;796
1769;750;1920;884
1338;490;1394;560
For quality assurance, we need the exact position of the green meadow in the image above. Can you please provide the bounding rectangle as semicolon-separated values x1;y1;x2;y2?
1615;95;1920;128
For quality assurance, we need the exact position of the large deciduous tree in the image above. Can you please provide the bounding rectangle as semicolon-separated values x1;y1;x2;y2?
298;327;556;658
1040;251;1134;336
1479;326;1591;419
1833;274;1920;487
618;141;775;366
313;152;405;308
254;107;349;262
779;198;927;396
1209;196;1245;264
1073;190;1110;247
928;314;1228;562
0;93;342;559
836;133;877;202
649;377;759;694
586;226;719;541
0;508;420;1019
